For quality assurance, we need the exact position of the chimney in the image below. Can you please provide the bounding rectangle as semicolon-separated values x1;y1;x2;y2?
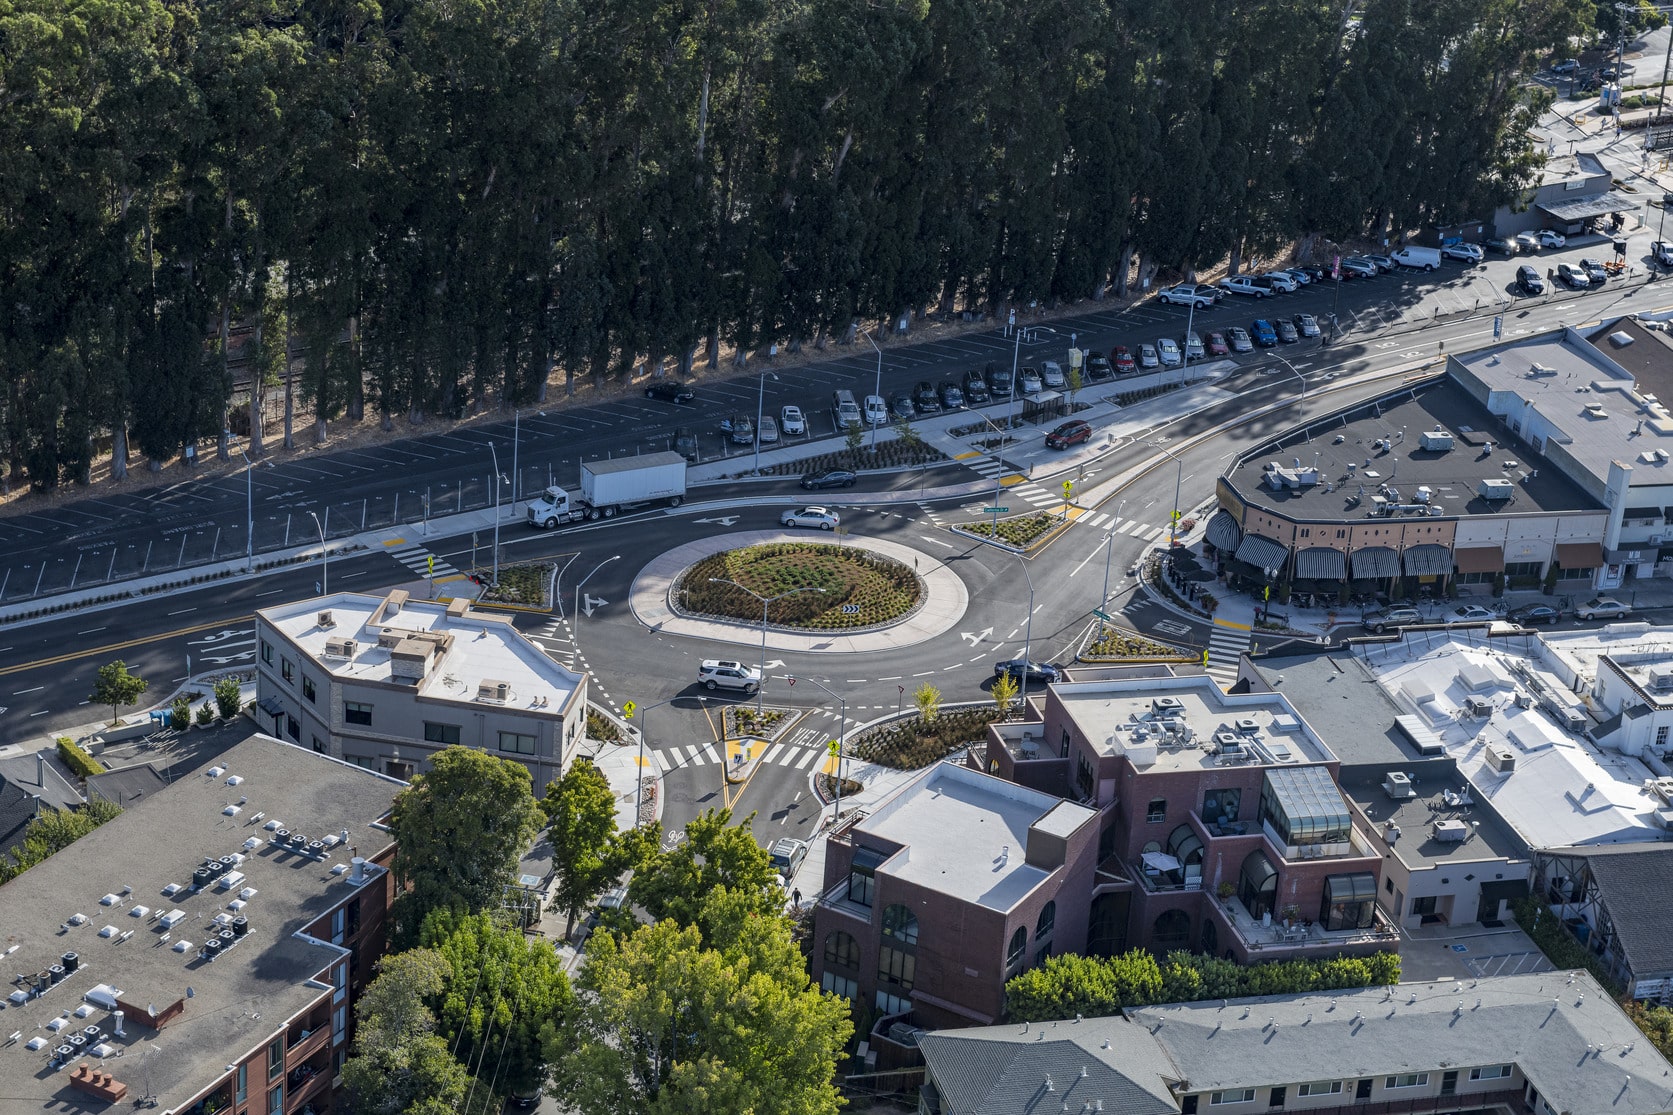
37;751;46;788
350;857;366;885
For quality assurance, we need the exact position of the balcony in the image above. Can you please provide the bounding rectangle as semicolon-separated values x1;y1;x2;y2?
286;1049;332;1113
816;878;877;926
1260;817;1379;862
1214;894;1399;955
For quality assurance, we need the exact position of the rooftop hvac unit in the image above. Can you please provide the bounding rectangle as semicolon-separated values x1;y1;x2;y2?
477;680;511;703
1212;732;1244;756
1650;668;1673;692
1478;479;1514;501
376;629;408;649
1656;809;1673;832
1485;744;1517;774
1233;717;1260;734
1465;695;1494;718
1383;771;1416;800
1151;696;1185;715
317;610;335;629
322;637;357;660
1419;428;1454;451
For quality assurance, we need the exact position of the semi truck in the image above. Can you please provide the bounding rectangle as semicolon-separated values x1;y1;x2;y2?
526;452;687;528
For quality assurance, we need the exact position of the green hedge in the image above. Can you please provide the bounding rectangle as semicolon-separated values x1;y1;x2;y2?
1004;948;1400;1022
1511;897;1619;995
56;737;105;779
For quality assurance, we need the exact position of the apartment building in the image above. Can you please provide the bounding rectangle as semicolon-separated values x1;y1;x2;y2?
0;732;401;1114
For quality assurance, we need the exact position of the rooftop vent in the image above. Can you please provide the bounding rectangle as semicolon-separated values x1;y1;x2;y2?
476;680;511;704
317;610;335;628
1584;402;1608;419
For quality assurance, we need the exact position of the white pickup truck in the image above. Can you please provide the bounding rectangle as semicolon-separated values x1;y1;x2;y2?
1217;276;1270;298
1156;283;1219;308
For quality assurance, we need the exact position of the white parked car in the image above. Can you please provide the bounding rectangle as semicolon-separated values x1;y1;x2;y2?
1018;367;1044;394
757;415;779;444
1040;361;1066;388
863;394;889;425
1538;229;1567;249
1441;242;1484;263
699;660;762;693
781;505;840;530
779;405;806;436
1449;604;1497;623
1260;271;1298;293
1156;337;1182;366
1137;343;1159;369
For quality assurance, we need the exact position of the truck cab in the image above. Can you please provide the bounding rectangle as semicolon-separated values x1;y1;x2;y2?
527;486;580;529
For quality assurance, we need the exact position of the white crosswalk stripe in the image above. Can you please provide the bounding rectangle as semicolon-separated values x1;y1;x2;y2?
389;543;459;577
1205;620;1252;690
1087;512;1110;528
651;740;826;772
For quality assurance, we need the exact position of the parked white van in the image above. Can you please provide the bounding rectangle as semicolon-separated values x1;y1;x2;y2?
1390;246;1443;271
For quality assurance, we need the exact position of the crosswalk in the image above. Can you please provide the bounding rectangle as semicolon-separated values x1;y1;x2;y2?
389;542;459;579
957;455;1068;514
1076;510;1168;542
1205;619;1252;689
651;740;828;774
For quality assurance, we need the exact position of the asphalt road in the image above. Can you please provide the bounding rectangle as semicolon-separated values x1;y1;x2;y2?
2;235;1665;608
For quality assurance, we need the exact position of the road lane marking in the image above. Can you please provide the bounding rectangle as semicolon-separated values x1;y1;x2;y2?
167;608;196;616
14;686;44;694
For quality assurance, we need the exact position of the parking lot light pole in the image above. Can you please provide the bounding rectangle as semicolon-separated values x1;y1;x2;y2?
788;674;849;825
709;579;826;716
237;450;255;572
307;510;329;594
752;370;779;475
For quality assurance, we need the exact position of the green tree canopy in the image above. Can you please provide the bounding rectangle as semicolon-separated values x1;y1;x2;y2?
89;661;147;725
626;809;781;941
389;746;543;946
541;758;622;937
552;890;851;1115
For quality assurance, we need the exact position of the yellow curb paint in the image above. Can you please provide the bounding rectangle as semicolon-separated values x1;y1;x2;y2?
433;574;466;584
953;451;984;461
997;474;1026;487
1214;618;1253;631
383;538;407;547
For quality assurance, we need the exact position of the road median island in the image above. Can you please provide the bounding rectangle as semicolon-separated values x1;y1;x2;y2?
671;542;922;631
951;511;1069;552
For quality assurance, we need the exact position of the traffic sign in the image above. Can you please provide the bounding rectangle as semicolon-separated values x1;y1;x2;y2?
1093;609;1113;621
1061;481;1073;495
622;701;637;719
983;506;1010;514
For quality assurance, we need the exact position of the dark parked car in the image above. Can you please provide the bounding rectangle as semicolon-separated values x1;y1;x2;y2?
1045;420;1093;449
644;380;695;403
985;363;1014;398
1516;264;1545;295
1362;606;1423;633
1293;313;1320;338
1509;603;1561;625
1275;318;1299;344
1205;331;1230;357
993;659;1063;685
938;380;966;409
801;469;857;490
1085;351;1114;381
913;381;942;413
672;427;699;462
1579;257;1608;285
889;391;916;420
962;368;992;403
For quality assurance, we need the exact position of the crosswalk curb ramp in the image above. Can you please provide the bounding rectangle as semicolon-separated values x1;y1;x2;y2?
390;543;458;578
1205;618;1252;690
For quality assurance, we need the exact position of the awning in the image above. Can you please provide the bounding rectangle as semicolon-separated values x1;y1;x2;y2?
1142;851;1182;873
1537;193;1640;222
1453;546;1505;574
1205;510;1243;553
257;696;285;717
1479;878;1531;904
1234;533;1289;575
1351;546;1399;579
1324;872;1377;904
1556;541;1605;569
1403;544;1453;577
1624;506;1664;521
1294;547;1346;580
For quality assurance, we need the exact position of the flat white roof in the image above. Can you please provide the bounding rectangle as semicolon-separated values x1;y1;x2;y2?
1052;675;1337;771
859;763;1095;912
1358;637;1662;847
260;592;584;714
1543;623;1673;705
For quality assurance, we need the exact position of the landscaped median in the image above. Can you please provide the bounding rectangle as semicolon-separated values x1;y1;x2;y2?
672;542;922;630
951;510;1073;552
474;561;556;612
1078;624;1197;664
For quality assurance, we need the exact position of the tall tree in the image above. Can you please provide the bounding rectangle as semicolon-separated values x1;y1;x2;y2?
626;809;781;941
541;759;622;937
389;746;543;945
89;660;147;725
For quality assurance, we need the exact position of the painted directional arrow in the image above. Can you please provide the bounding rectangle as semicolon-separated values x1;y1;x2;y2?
762;659;786;671
693;516;741;526
582;593;608;617
959;627;994;646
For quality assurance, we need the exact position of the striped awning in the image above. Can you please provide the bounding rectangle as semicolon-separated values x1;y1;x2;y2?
1351;546;1400;579
1205;510;1243;553
1294;547;1346;580
1556;541;1605;569
1403;544;1453;577
1234;533;1289;575
1453;546;1505;574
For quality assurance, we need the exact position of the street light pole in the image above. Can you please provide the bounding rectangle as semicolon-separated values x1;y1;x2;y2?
789;674;848;826
488;442;503;585
1007;310;1023;432
307;510;329;594
237;450;254;572
512;409;520;504
1098;499;1126;633
709;579;826;716
573;555;621;652
751;370;778;475
858;328;883;448
971;537;1036;710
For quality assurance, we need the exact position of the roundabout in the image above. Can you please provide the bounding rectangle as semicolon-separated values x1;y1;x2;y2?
629;530;970;652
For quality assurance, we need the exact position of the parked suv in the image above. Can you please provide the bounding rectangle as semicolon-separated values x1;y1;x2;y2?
699;659;762;693
1045;420;1093;449
769;837;809;881
1362;606;1422;633
1516;264;1545;295
962;368;992;403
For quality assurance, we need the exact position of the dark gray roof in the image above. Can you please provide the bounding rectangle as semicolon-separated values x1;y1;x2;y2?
0;752;84;812
1338;761;1530;869
1580;845;1673;979
1588;316;1673;412
1226;379;1599;520
918;1016;1179;1115
0;780;50;862
1246;648;1419;766
1134;970;1673;1113
86;763;169;808
0;733;403;1110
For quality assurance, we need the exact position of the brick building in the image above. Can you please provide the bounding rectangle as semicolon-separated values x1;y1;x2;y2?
0;732;401;1114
